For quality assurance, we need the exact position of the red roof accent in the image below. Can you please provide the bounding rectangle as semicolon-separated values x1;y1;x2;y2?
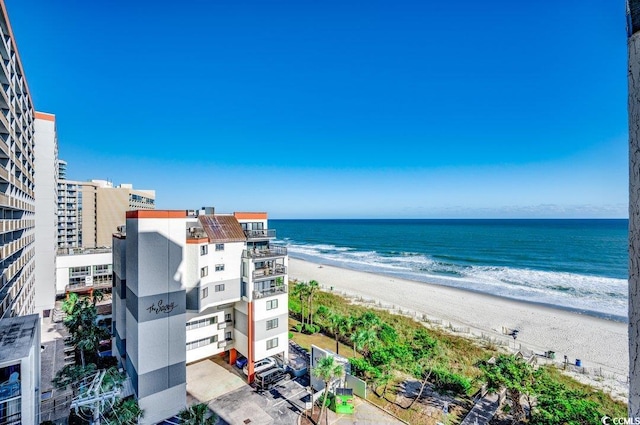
234;212;267;220
126;210;186;219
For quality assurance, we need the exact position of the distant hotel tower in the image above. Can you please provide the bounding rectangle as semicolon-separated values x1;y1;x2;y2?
628;0;640;418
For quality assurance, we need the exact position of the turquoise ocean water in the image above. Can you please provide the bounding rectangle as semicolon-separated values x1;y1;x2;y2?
271;219;628;322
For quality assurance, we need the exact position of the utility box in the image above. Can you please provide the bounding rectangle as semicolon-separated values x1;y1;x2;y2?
331;388;354;414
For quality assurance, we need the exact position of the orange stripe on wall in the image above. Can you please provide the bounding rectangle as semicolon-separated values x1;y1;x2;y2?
126;210;186;219
247;301;254;382
186;238;209;244
34;111;55;121
234;212;267;220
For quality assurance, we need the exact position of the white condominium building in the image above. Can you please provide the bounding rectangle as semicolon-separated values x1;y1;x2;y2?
112;208;288;424
0;0;36;319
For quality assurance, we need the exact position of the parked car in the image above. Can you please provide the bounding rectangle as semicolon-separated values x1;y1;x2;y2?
235;356;248;369
243;357;276;376
255;367;290;390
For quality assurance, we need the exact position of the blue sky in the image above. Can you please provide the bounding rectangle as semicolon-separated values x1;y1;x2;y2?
7;0;628;218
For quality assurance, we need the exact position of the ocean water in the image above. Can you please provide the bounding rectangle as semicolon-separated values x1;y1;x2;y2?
271;219;628;322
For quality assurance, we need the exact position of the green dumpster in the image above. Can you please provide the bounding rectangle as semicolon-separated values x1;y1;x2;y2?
331;388;354;414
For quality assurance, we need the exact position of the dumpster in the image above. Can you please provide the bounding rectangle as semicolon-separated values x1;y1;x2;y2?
331;388;354;414
576;359;582;367
547;351;556;359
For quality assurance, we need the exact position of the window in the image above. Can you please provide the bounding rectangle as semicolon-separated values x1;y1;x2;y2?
200;245;208;256
186;317;217;330
266;318;278;330
202;288;208;299
186;335;218;350
215;264;225;272
215;243;224;251
266;299;278;310
215;284;225;292
200;266;208;277
225;313;232;322
225;331;232;341
266;337;278;350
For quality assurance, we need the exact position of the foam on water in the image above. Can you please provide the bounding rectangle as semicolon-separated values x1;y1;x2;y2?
282;239;628;321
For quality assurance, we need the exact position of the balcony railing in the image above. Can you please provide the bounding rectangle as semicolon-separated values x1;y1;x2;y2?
244;229;276;239
252;265;287;280
0;377;20;402
253;284;288;299
218;339;233;349
242;246;287;259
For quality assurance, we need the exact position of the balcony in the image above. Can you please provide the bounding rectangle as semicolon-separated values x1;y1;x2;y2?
253;284;288;299
218;321;231;330
252;264;287;280
218;339;233;349
244;229;276;240
242;246;287;259
0;375;20;402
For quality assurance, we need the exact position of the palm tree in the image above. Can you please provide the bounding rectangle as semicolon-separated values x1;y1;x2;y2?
351;328;378;358
404;353;439;410
179;402;217;425
307;280;320;327
292;281;309;326
313;356;344;425
65;297;110;367
103;398;144;425
327;312;345;354
480;355;535;423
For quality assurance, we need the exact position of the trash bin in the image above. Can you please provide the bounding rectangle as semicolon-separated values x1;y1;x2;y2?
576;359;582;367
547;351;556;359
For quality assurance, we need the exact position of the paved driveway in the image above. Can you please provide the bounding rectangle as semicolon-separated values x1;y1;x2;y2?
211;377;306;425
186;358;248;402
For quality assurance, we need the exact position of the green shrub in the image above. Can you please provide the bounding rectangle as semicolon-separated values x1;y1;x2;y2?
304;324;319;334
430;367;472;395
294;323;303;332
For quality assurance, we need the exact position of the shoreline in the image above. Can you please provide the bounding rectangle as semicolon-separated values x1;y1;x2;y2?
287;257;629;380
292;254;628;323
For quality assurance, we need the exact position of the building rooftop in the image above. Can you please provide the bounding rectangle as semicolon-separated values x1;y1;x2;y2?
198;215;246;243
0;314;39;362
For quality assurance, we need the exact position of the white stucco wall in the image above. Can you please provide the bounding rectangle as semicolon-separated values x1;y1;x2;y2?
55;252;112;294
34;114;57;316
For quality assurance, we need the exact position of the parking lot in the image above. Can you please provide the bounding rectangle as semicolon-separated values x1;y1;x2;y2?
186;356;309;425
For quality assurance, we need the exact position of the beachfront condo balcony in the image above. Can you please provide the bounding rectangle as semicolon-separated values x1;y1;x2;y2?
244;229;276;240
253;284;288;299
252;264;287;281
242;246;287;259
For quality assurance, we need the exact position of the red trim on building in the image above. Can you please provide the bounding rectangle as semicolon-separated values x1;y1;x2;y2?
126;210;186;219
234;212;267;220
34;111;55;121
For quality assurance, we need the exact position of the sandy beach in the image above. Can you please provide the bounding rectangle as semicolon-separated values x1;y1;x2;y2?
288;257;629;384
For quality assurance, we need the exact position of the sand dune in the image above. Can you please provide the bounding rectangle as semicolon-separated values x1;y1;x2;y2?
288;257;629;382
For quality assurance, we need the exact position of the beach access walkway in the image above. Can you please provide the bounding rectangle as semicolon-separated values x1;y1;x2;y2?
459;393;501;425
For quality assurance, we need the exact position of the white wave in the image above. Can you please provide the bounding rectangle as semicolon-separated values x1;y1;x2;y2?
282;241;628;320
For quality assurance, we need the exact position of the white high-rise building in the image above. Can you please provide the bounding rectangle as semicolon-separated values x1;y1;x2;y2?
112;208;289;424
34;111;58;317
0;0;36;319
